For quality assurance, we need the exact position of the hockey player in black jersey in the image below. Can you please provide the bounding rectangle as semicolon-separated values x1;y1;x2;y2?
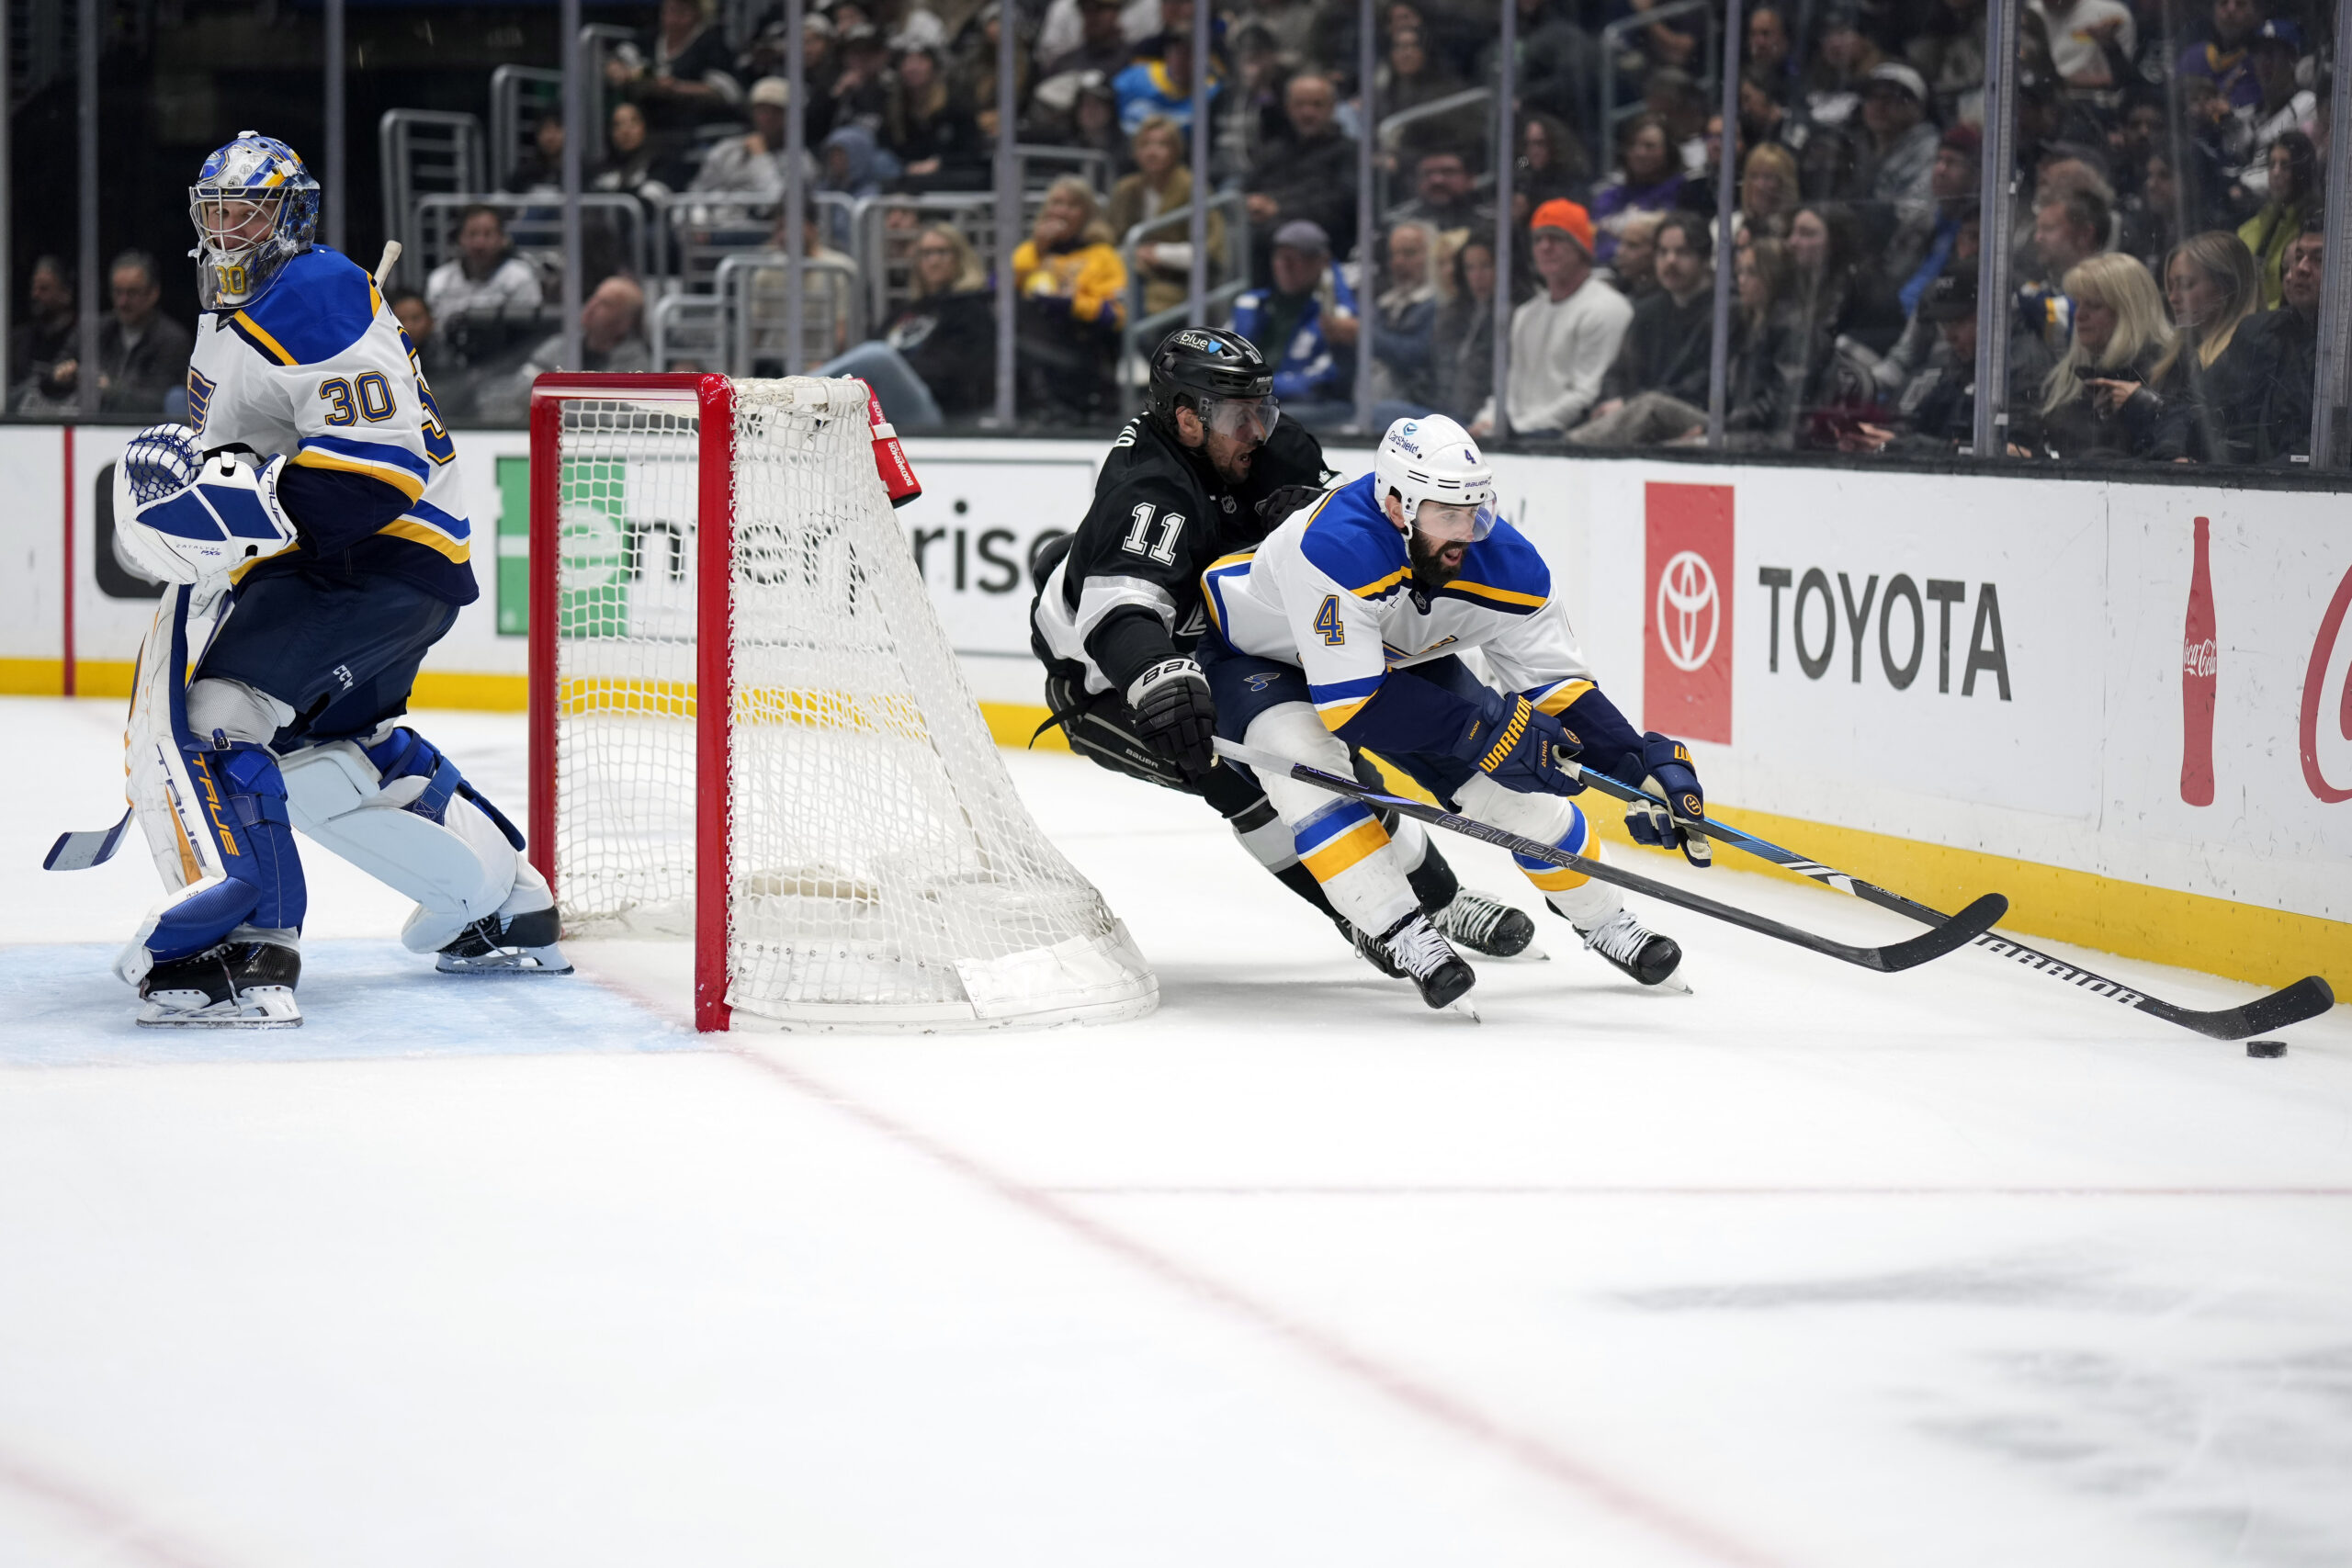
1029;326;1533;966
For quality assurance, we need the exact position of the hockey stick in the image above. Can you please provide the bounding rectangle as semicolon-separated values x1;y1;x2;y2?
1558;762;2336;1041
45;808;134;871
374;241;403;288
1214;740;2006;975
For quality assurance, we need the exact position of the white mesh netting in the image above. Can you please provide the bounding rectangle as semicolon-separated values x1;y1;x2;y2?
548;377;1157;1027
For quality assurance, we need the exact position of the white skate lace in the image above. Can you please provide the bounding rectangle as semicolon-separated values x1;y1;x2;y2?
1381;913;1461;981
1578;908;1652;965
1433;891;1514;949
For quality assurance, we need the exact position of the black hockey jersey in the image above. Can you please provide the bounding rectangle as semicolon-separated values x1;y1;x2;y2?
1030;412;1329;694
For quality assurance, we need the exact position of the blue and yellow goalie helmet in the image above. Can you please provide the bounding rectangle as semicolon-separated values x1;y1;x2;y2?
188;131;320;310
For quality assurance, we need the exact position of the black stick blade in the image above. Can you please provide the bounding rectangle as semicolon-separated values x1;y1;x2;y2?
2151;975;2337;1041
1867;893;2009;974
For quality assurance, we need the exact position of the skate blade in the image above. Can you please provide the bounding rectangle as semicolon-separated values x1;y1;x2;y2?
1648;973;1694;996
436;945;574;976
137;985;303;1029
1448;998;1482;1022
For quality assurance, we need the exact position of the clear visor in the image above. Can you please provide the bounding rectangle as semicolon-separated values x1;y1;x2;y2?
1412;496;1497;545
1198;394;1280;443
190;190;281;254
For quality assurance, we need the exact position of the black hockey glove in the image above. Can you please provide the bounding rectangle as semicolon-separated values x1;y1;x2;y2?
1254;483;1329;526
1126;657;1218;780
1458;689;1581;795
1624;731;1711;866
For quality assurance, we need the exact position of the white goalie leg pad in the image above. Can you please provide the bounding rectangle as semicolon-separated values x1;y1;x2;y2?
1453;773;1623;929
1241;703;1418;937
280;741;521;953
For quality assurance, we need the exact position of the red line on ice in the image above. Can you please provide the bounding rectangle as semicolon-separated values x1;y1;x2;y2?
735;1048;1792;1568
0;1446;232;1568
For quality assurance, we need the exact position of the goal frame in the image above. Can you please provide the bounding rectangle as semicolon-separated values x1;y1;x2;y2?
527;372;739;1032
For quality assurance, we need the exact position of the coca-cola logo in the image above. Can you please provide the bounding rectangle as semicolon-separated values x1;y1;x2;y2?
1655;550;1721;673
2183;637;2217;678
2301;561;2352;804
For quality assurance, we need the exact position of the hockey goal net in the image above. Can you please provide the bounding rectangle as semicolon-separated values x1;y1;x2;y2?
526;373;1157;1031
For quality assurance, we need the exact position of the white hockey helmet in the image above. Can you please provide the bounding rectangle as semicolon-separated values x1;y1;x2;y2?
1373;415;1497;539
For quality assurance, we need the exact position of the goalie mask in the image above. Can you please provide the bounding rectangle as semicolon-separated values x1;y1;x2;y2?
188;131;320;310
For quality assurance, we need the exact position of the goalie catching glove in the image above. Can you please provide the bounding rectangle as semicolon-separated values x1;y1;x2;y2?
1624;731;1711;867
1125;656;1217;779
113;423;298;585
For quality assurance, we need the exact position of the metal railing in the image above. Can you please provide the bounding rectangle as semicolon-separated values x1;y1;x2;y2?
1016;143;1114;197
379;109;488;292
412;192;649;296
720;253;864;375
646;254;863;376
854;190;1049;328
490;64;564;192
1594;0;1721;176
576;22;639;166
1116;191;1251;407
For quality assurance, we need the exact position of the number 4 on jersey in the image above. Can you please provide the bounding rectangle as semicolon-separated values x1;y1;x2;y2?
1122;502;1185;565
1315;594;1346;645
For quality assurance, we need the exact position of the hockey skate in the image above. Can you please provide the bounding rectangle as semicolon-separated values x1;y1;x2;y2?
137;938;303;1028
1575;908;1684;988
1432;890;1539;958
1377;911;1476;1010
435;906;573;976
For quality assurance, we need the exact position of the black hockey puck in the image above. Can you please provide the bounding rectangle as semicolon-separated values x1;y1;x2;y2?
2246;1038;2287;1058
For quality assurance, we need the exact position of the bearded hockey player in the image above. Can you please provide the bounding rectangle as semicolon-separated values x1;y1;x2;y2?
1030;327;1535;971
1197;414;1709;1009
105;132;567;1027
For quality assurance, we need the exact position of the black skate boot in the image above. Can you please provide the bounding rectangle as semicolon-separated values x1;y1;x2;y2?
1340;917;1408;977
1431;889;1537;957
1574;908;1682;987
1376;911;1476;1009
436;906;573;975
138;937;303;1028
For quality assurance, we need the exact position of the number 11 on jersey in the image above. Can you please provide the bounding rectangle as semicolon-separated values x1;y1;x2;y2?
1123;502;1185;565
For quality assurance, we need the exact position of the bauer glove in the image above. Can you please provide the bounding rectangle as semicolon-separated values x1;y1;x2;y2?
1459;690;1581;795
1126;657;1217;780
1624;731;1711;867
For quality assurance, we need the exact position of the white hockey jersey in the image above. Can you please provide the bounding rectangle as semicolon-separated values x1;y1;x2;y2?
1202;472;1600;738
187;245;475;603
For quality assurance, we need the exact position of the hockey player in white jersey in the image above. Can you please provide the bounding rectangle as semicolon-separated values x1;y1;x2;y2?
1198;414;1710;1009
103;132;567;1027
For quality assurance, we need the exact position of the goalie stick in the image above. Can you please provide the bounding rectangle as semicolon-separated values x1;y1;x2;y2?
1213;740;2006;975
1555;761;2336;1042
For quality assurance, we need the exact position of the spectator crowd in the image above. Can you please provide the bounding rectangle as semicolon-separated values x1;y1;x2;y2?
6;0;2338;465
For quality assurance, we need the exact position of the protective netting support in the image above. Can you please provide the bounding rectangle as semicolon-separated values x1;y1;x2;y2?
538;375;1158;1029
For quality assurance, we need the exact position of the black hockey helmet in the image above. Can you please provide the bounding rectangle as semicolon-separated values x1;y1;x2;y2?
1148;327;1277;436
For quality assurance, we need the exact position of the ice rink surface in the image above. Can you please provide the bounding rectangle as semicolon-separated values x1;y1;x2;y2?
2;694;2347;1567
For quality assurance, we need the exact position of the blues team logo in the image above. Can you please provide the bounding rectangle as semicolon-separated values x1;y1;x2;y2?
1245;671;1285;692
186;368;217;435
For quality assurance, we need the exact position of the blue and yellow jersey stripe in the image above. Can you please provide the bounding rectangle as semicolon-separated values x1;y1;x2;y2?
1529;678;1594;716
379;498;472;565
293;432;431;502
1308;671;1383;730
1294;799;1390;882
